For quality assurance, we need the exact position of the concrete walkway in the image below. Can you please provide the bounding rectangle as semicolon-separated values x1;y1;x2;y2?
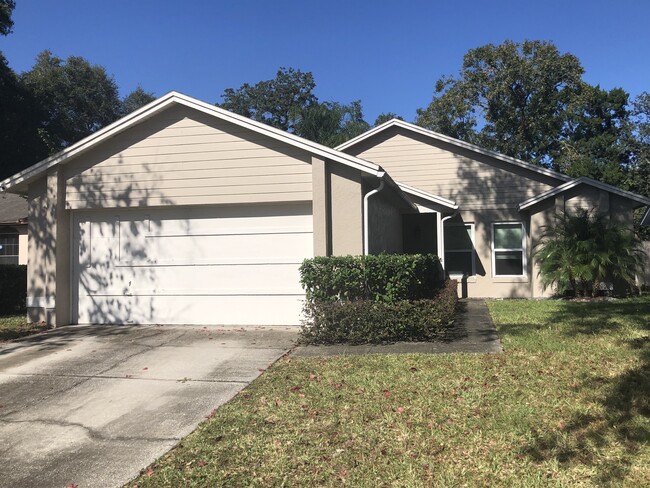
292;299;503;357
0;324;298;488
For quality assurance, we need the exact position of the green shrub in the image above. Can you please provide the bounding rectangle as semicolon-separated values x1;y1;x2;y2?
0;265;27;314
300;254;444;304
533;209;645;297
301;279;458;344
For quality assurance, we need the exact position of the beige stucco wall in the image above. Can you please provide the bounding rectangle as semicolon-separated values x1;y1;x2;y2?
347;126;561;210
447;209;533;298
25;170;71;326
329;163;363;255
63;104;313;209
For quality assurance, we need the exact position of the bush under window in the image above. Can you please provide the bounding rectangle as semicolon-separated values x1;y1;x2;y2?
299;254;458;344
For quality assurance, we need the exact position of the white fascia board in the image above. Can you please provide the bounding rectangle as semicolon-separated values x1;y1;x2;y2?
396;182;458;210
1;91;382;191
337;119;572;183
518;176;650;211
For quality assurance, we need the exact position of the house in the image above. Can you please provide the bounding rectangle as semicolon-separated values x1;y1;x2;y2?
1;92;648;326
0;192;28;265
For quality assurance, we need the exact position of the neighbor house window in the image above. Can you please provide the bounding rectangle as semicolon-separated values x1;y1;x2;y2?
0;233;19;265
444;223;474;276
492;223;526;277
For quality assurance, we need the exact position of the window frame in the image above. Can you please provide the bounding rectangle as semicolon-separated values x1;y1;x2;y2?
491;222;527;278
0;232;20;265
443;222;475;278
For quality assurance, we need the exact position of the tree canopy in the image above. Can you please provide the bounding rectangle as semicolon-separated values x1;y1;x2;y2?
21;51;123;152
218;67;371;146
121;85;157;116
219;67;317;132
416;40;584;165
0;0;15;36
374;112;403;126
293;100;370;147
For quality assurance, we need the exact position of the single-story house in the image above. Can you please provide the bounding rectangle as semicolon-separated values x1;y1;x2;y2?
1;92;649;326
0;192;28;265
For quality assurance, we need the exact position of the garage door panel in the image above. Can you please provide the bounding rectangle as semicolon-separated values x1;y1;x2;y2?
86;263;305;295
139;233;312;263
74;203;312;325
78;295;305;325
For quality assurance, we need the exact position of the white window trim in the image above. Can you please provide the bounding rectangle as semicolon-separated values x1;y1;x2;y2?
444;222;475;277
491;222;527;278
0;232;20;263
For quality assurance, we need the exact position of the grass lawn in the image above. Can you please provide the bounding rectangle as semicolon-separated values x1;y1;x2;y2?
0;314;49;342
130;297;650;487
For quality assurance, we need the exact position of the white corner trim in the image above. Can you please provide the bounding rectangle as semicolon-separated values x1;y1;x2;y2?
27;296;55;309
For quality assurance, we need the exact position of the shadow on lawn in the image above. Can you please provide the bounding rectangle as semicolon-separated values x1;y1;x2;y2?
501;298;650;484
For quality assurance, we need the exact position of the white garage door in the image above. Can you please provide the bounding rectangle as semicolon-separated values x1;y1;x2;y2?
72;203;313;325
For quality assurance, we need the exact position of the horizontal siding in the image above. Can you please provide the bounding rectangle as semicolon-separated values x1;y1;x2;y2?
64;105;312;209
353;130;556;209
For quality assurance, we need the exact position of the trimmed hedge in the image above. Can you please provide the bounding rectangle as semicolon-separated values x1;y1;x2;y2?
301;279;458;344
0;265;27;314
300;254;444;304
299;253;457;344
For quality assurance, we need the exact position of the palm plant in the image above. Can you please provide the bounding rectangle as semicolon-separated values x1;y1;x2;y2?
534;209;645;297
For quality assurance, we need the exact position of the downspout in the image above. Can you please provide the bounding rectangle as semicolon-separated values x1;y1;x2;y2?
439;210;459;269
363;172;386;256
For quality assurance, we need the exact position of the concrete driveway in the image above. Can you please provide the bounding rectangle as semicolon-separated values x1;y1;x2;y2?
0;324;298;488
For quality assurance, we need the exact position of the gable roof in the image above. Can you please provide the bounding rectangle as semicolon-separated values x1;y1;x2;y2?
0;91;384;193
518;176;650;211
0;192;28;224
336;119;572;184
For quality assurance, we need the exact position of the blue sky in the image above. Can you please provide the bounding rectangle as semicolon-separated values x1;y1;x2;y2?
2;1;649;123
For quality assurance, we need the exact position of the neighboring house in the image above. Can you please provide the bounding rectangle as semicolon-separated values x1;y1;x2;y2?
0;192;28;265
1;92;648;326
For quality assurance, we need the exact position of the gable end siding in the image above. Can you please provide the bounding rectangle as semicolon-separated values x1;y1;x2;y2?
348;127;558;210
63;105;313;209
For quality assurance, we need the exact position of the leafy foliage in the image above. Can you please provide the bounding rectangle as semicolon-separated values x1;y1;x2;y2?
0;53;48;179
416;40;584;165
0;264;26;314
300;254;444;304
0;0;15;36
120;85;156;116
219;67;317;132
292;100;370;147
629;92;650;238
300;255;453;344
554;85;631;187
374;112;403;126
21;50;122;153
301;279;458;344
533;209;645;296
